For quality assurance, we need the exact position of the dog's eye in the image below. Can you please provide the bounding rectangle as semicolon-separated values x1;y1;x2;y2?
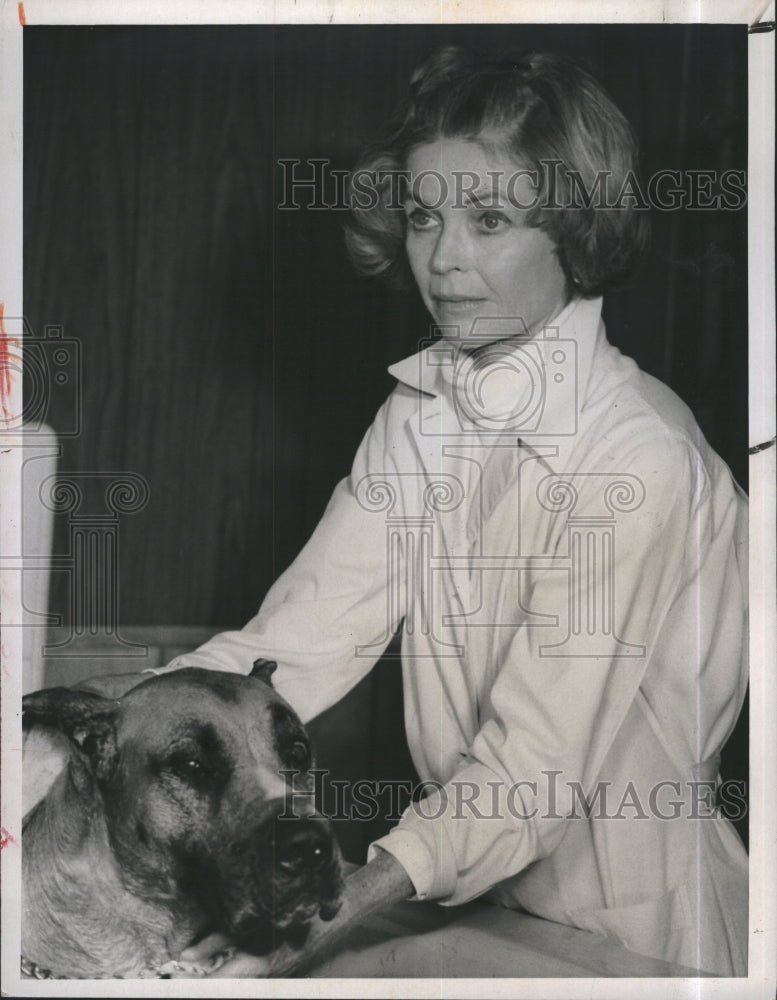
167;752;208;782
287;740;310;767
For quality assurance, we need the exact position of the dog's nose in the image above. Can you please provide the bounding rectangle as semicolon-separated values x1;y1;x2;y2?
275;817;333;877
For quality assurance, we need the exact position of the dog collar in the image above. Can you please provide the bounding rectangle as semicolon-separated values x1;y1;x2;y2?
21;956;58;980
21;951;233;980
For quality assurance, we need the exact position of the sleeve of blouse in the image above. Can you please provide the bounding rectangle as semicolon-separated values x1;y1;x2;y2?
369;433;725;904
155;393;402;723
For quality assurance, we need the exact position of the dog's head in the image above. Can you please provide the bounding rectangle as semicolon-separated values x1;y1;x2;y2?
22;664;343;954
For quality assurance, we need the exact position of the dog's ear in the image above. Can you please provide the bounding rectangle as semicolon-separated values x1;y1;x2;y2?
250;658;277;687
23;688;120;785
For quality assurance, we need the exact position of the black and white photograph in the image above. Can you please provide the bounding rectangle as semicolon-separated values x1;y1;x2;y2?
1;2;774;995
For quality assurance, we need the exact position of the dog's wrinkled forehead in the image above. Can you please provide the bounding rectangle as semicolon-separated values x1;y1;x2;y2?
116;668;309;769
124;667;280;713
141;667;276;704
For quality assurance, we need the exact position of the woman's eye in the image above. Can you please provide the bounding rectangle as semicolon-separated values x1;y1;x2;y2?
407;207;437;230
478;211;508;233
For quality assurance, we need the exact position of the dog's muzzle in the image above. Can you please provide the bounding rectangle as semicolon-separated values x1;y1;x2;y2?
211;800;344;951
273;813;342;921
275;813;336;875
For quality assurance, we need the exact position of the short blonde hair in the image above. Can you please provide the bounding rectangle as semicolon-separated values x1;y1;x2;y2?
345;46;649;296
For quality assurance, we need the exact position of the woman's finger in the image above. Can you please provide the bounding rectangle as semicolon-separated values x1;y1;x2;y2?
178;930;234;965
207;951;272;978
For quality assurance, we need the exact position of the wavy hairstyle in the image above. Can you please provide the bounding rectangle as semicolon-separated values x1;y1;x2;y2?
344;46;649;296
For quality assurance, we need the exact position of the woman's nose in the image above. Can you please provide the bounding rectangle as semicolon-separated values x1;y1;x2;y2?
428;220;468;274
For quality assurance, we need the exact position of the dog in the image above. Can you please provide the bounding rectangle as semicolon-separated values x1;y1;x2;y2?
21;661;343;979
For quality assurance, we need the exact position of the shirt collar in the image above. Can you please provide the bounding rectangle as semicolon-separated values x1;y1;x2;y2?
388;296;605;437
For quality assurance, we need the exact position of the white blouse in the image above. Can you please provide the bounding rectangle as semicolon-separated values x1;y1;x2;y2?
164;295;749;975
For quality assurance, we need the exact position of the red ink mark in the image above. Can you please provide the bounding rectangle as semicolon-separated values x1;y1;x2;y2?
1;643;11;680
0;827;19;850
18;2;26;26
0;302;19;423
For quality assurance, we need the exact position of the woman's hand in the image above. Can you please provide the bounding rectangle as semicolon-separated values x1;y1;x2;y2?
175;848;415;978
171;932;299;978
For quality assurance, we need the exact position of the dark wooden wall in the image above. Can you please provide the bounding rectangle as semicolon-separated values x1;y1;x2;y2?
23;24;749;855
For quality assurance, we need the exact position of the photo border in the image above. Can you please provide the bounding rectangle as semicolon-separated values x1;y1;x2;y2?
1;2;774;997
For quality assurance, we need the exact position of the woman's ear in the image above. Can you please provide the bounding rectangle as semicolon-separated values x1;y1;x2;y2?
22;687;120;785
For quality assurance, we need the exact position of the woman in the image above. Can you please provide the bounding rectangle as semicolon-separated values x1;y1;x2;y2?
142;48;750;975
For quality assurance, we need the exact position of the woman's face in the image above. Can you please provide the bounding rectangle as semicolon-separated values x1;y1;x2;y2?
404;137;569;346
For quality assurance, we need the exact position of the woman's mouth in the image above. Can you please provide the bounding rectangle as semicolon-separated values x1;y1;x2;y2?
432;296;488;316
